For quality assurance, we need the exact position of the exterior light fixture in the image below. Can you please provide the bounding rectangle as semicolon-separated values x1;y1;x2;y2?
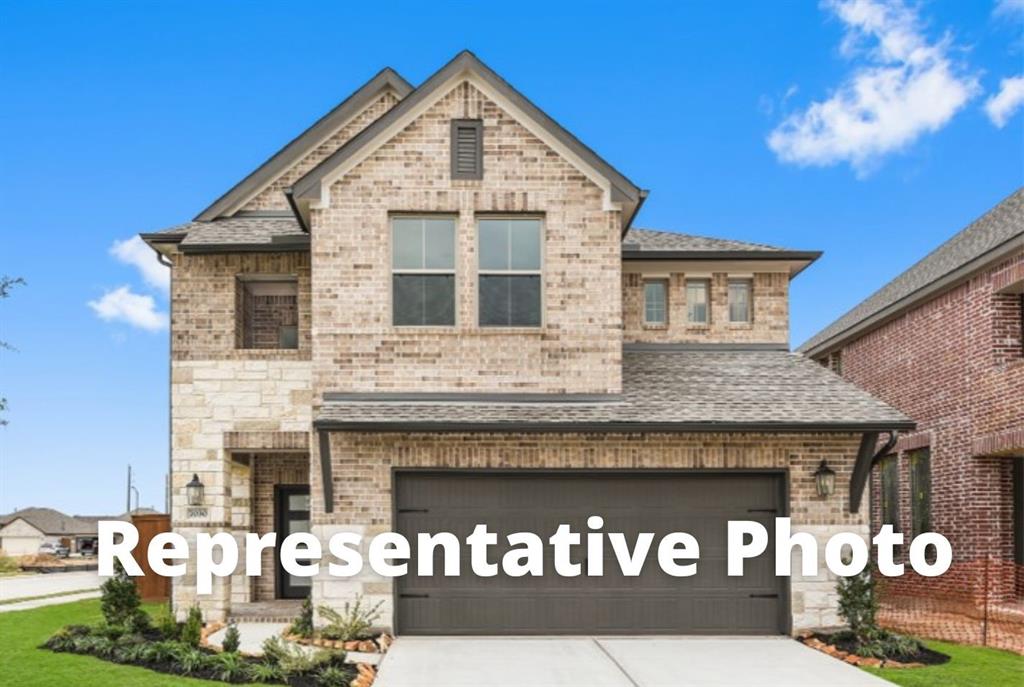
186;474;205;506
813;460;836;498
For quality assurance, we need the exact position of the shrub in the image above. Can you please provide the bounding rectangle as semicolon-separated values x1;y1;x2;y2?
100;561;143;627
42;629;76;652
317;665;353;687
317;595;384;641
0;552;19;574
154;604;181;640
260;635;335;676
209;651;249;683
146;639;183;665
245;660;284;684
180;605;203;648
835;561;877;642
288;595;314;638
855;628;923;659
172;644;207;676
221;623;241;654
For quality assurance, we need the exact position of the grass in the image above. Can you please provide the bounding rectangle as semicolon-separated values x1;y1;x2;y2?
0;598;258;686
0;588;98;605
861;639;1024;687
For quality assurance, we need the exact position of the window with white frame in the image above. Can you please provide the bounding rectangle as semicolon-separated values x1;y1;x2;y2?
478;218;542;327
644;280;668;325
728;279;752;323
391;216;456;326
686;279;709;324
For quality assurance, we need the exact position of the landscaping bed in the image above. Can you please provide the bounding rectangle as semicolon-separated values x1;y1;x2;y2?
798;630;950;668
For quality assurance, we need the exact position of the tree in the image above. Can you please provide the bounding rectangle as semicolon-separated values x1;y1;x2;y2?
0;275;25;426
100;560;146;629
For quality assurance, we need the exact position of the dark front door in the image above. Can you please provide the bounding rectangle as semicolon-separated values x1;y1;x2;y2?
394;471;787;635
275;485;311;599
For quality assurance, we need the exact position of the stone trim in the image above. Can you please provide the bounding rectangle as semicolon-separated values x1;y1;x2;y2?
972;427;1024;457
992;260;1024;293
894;431;932;454
224;431;310;451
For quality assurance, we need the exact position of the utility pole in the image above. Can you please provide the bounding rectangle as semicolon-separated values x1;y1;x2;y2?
126;465;132;514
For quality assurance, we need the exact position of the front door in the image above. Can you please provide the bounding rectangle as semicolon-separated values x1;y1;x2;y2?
275;485;311;599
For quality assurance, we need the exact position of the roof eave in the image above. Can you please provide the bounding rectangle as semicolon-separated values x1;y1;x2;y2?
313;419;916;433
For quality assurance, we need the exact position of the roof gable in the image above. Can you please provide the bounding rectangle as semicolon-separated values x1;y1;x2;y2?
800;187;1024;355
289;51;644;230
195;68;412;221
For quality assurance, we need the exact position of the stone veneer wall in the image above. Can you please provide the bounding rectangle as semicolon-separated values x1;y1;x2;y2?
622;271;789;344
309;80;623;396
311;431;867;633
170;359;312;620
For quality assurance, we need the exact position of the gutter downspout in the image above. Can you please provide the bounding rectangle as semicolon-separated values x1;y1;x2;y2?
848;430;899;513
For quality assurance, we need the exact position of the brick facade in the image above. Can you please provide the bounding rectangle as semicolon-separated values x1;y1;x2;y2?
622;270;789;344
820;252;1023;647
311;431;867;633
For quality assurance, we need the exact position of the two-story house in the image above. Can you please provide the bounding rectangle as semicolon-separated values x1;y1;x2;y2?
801;189;1023;651
142;51;911;636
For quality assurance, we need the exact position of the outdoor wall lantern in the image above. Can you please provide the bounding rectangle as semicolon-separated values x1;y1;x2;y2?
186;473;205;506
813;460;836;498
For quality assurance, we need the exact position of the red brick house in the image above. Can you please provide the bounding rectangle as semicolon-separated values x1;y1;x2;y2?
800;188;1024;650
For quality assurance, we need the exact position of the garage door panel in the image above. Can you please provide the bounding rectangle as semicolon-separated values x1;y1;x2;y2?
395;472;785;635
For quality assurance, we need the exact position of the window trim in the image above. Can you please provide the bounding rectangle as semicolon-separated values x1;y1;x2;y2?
728;278;753;324
389;214;458;328
451;119;483;180
476;215;545;328
685;278;710;325
643;278;669;326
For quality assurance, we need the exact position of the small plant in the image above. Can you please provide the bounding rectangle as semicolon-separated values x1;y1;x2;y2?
180;605;203;648
835;559;877;643
0;552;19;574
317;595;384;641
317;664;354;687
100;560;144;628
154;604;181;640
245;660;284;683
221;622;241;653
209;651;249;683
172;644;207;676
289;595;314;638
146;639;182;665
260;635;334;676
42;628;75;652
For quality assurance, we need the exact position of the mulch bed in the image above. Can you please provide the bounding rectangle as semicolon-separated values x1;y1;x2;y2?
799;632;950;669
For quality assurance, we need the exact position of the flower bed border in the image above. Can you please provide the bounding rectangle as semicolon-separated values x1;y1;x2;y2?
797;631;951;669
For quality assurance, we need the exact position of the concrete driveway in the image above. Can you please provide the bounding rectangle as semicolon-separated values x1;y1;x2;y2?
374;636;893;687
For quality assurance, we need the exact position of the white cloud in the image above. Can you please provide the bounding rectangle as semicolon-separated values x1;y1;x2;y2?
88;286;168;332
994;0;1024;18
767;0;979;175
110;235;169;293
985;75;1024;127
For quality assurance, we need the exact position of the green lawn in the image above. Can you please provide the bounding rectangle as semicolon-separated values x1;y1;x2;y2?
0;599;256;686
862;639;1024;687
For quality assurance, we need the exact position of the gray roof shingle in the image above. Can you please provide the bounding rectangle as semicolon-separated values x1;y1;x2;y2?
315;348;912;431
800;188;1024;354
0;507;96;535
623;228;788;253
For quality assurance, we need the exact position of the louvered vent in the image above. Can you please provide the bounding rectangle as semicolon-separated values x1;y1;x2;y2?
451;119;483;180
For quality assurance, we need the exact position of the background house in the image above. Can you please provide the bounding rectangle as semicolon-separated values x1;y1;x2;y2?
0;506;161;556
800;188;1023;652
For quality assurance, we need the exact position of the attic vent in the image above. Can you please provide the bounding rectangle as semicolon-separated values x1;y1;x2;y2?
451;119;483;180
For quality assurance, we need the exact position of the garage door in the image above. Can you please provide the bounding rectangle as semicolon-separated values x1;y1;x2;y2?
394;471;786;635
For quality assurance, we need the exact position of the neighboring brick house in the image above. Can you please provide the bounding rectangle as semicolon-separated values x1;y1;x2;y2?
142;51;911;635
800;189;1024;648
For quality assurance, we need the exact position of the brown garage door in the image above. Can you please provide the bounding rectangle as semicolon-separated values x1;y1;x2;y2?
394;471;786;635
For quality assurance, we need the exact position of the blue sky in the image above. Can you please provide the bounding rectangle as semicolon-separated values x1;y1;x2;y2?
1;1;1021;515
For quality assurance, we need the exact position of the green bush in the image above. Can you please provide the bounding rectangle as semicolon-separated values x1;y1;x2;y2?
171;644;207;675
317;595;384;641
208;651;249;683
154;604;181;640
260;635;336;676
221;623;241;653
245;660;284;684
288;595;314;638
855;628;923;659
180;605;203;648
317;664;353;687
0;553;19;574
835;561;877;642
99;561;143;628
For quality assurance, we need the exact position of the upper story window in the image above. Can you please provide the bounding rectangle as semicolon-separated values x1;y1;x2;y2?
880;455;900;531
478;217;542;327
728;279;752;323
909;448;931;537
644;280;668;325
391;216;456;326
451;119;483;180
237;277;299;349
686;279;709;324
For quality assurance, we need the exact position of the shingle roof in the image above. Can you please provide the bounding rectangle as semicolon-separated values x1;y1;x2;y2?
623;228;788;253
0;508;96;535
315;347;912;431
142;216;306;250
800;188;1024;355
